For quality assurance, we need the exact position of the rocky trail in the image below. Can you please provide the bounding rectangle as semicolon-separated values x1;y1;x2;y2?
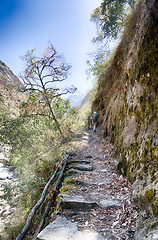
37;129;140;240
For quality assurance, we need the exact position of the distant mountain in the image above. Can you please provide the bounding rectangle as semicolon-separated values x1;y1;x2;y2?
79;92;91;109
0;60;25;114
63;90;85;108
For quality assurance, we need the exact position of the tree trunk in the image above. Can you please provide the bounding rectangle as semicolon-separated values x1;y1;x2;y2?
40;77;64;138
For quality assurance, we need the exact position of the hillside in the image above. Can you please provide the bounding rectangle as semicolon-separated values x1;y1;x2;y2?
0;60;24;115
93;0;158;238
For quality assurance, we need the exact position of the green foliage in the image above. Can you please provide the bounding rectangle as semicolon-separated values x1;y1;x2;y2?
1;182;12;201
0;91;76;155
0;89;78;238
101;0;127;39
91;0;136;42
145;189;156;203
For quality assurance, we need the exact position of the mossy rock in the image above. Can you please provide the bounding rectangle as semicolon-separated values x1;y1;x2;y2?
64;177;76;185
145;189;156;202
152;202;158;216
116;156;128;176
60;177;78;194
60;184;77;194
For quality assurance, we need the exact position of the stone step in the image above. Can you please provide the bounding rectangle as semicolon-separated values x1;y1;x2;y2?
37;216;105;240
59;194;98;211
69;163;94;171
70;159;91;164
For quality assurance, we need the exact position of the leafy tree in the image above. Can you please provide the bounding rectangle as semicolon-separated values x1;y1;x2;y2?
19;43;76;138
91;0;136;42
0;93;76;156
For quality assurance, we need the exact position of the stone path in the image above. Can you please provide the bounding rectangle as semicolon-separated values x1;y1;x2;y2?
37;129;140;240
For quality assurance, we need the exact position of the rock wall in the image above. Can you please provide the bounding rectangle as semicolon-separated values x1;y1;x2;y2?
93;0;158;220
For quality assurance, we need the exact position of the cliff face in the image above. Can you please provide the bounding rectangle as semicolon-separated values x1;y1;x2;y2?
0;60;24;115
93;0;158;221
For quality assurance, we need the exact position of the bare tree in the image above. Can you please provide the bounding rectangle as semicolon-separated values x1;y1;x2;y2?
19;43;76;137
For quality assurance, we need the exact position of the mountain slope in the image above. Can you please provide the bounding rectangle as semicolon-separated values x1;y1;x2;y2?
0;60;25;114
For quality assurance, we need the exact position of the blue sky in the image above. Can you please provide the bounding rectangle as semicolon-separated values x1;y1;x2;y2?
0;0;102;94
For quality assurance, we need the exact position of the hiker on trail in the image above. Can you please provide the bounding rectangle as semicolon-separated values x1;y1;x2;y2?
92;111;99;132
86;116;93;130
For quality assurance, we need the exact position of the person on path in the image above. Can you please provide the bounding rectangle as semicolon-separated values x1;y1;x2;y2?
87;116;93;130
92;111;99;132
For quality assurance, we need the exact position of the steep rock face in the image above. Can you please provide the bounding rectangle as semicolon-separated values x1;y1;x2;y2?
0;60;24;114
93;0;158;219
